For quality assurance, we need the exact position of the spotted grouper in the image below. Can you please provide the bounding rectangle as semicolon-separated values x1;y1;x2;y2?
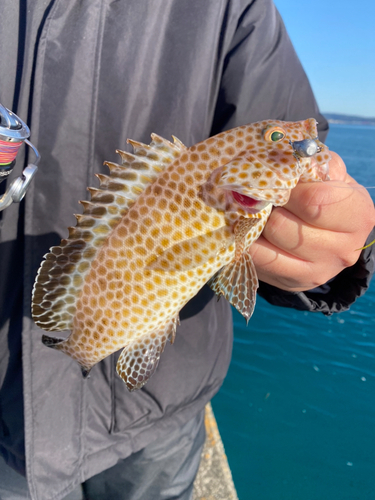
32;118;330;391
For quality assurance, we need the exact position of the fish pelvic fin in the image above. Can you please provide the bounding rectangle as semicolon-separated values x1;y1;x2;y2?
32;133;186;333
116;316;179;391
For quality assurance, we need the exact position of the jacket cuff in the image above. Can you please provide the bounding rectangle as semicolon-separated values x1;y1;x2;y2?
258;227;375;316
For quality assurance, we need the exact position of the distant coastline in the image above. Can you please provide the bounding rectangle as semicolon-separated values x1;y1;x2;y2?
323;112;375;126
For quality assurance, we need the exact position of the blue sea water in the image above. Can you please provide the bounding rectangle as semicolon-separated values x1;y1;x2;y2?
212;124;375;500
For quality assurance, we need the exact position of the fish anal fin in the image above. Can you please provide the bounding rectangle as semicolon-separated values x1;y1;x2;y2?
116;316;179;391
208;252;258;323
147;226;233;272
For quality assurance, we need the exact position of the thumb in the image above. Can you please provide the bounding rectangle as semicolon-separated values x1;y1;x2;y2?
326;151;347;182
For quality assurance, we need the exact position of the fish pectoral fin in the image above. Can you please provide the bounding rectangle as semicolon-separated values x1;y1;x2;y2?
116;316;179;391
147;226;233;272
233;217;260;258
208;251;258;323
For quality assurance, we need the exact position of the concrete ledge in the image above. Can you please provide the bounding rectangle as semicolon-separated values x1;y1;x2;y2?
193;403;239;500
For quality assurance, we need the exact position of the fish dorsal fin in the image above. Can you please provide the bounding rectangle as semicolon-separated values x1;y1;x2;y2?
32;134;186;332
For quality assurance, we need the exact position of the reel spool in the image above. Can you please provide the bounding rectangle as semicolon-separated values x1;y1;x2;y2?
0;103;40;211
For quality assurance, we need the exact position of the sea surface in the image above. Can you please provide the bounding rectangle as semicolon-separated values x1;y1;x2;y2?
212;123;375;500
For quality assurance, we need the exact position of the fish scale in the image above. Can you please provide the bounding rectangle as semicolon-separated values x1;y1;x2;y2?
32;118;331;391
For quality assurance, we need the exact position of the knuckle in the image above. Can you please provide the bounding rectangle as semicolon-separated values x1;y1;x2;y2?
340;253;360;268
275;263;322;292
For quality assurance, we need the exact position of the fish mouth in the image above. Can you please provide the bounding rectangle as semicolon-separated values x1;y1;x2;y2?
231;191;259;207
230;191;269;213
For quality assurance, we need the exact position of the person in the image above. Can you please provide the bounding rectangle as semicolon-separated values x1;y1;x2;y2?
0;1;374;499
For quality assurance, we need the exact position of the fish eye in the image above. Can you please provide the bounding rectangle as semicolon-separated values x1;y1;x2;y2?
264;127;286;142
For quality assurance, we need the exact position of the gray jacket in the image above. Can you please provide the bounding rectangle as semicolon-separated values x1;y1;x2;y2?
0;1;374;499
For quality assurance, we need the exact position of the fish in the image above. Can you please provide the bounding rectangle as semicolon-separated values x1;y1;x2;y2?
31;118;330;391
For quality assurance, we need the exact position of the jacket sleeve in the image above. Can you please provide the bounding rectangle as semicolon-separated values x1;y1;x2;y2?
258;227;375;315
210;0;374;315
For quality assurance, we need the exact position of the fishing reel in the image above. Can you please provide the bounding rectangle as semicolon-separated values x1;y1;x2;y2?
0;103;40;211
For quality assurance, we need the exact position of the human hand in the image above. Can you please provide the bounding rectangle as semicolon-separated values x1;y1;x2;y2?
249;152;375;292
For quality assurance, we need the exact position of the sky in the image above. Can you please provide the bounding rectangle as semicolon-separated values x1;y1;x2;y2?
274;0;375;117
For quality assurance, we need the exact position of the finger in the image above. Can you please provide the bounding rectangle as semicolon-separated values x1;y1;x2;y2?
326;151;347;181
246;151;375;292
250;237;343;292
258;206;355;263
283;177;374;234
250;235;315;290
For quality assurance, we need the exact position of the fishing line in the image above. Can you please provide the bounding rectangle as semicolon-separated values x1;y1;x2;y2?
253;184;375;191
0;138;23;166
324;184;375;190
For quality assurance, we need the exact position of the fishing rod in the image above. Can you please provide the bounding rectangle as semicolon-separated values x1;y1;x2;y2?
0;103;40;211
